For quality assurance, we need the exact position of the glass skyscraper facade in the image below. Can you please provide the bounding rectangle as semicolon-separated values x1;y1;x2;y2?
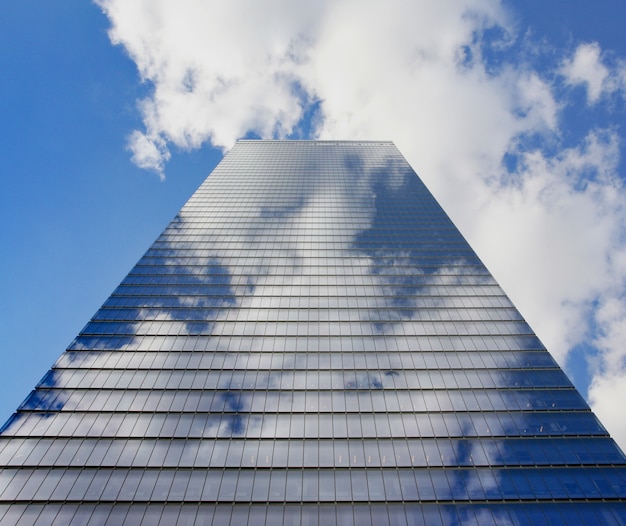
1;140;625;525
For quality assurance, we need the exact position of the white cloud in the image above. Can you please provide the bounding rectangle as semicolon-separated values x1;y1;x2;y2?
127;130;170;178
467;130;624;357
589;371;626;447
588;297;626;445
97;0;323;162
96;0;626;449
561;42;609;104
560;42;626;105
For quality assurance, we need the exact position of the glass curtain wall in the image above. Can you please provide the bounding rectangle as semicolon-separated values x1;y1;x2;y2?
0;141;625;525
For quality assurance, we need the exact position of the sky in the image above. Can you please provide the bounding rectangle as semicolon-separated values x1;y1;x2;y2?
2;0;626;450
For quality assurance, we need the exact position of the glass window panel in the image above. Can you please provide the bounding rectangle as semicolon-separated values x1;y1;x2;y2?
290;415;305;439
201;472;222;501
302;470;319;502
345;393;359;412
270;441;287;468
162;470;191;501
303;441;318;467
284;471;302;501
304;415;318;439
225;441;245;467
185;471;205;501
415;415;433;437
30;470;64;500
237;440;258;468
381;470;402;501
347;414;363;437
209;441;229;468
331;392;346;412
351;470;368;500
335;471;352;501
192;441;213;468
366;469;385;500
267;470;286;501
430;469;452;500
118;470;143;501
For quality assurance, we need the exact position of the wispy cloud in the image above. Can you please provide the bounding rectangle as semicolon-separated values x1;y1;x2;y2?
127;129;170;179
560;41;626;107
561;42;611;104
97;0;321;173
96;0;626;449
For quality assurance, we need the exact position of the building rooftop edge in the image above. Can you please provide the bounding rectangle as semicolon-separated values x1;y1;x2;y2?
236;139;395;144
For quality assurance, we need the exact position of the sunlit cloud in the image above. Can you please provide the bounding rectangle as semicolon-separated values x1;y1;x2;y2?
561;42;610;104
560;41;626;106
127;130;170;179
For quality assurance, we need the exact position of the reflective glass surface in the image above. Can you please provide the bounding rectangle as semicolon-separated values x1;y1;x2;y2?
1;141;625;524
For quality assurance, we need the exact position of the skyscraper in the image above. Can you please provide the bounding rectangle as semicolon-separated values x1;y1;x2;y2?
1;140;625;525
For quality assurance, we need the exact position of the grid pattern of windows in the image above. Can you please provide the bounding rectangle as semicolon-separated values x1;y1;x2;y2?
1;140;625;525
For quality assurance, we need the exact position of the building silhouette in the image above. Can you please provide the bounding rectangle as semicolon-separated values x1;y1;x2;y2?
1;140;625;524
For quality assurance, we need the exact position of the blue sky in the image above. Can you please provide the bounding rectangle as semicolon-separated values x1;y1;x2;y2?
2;0;626;449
